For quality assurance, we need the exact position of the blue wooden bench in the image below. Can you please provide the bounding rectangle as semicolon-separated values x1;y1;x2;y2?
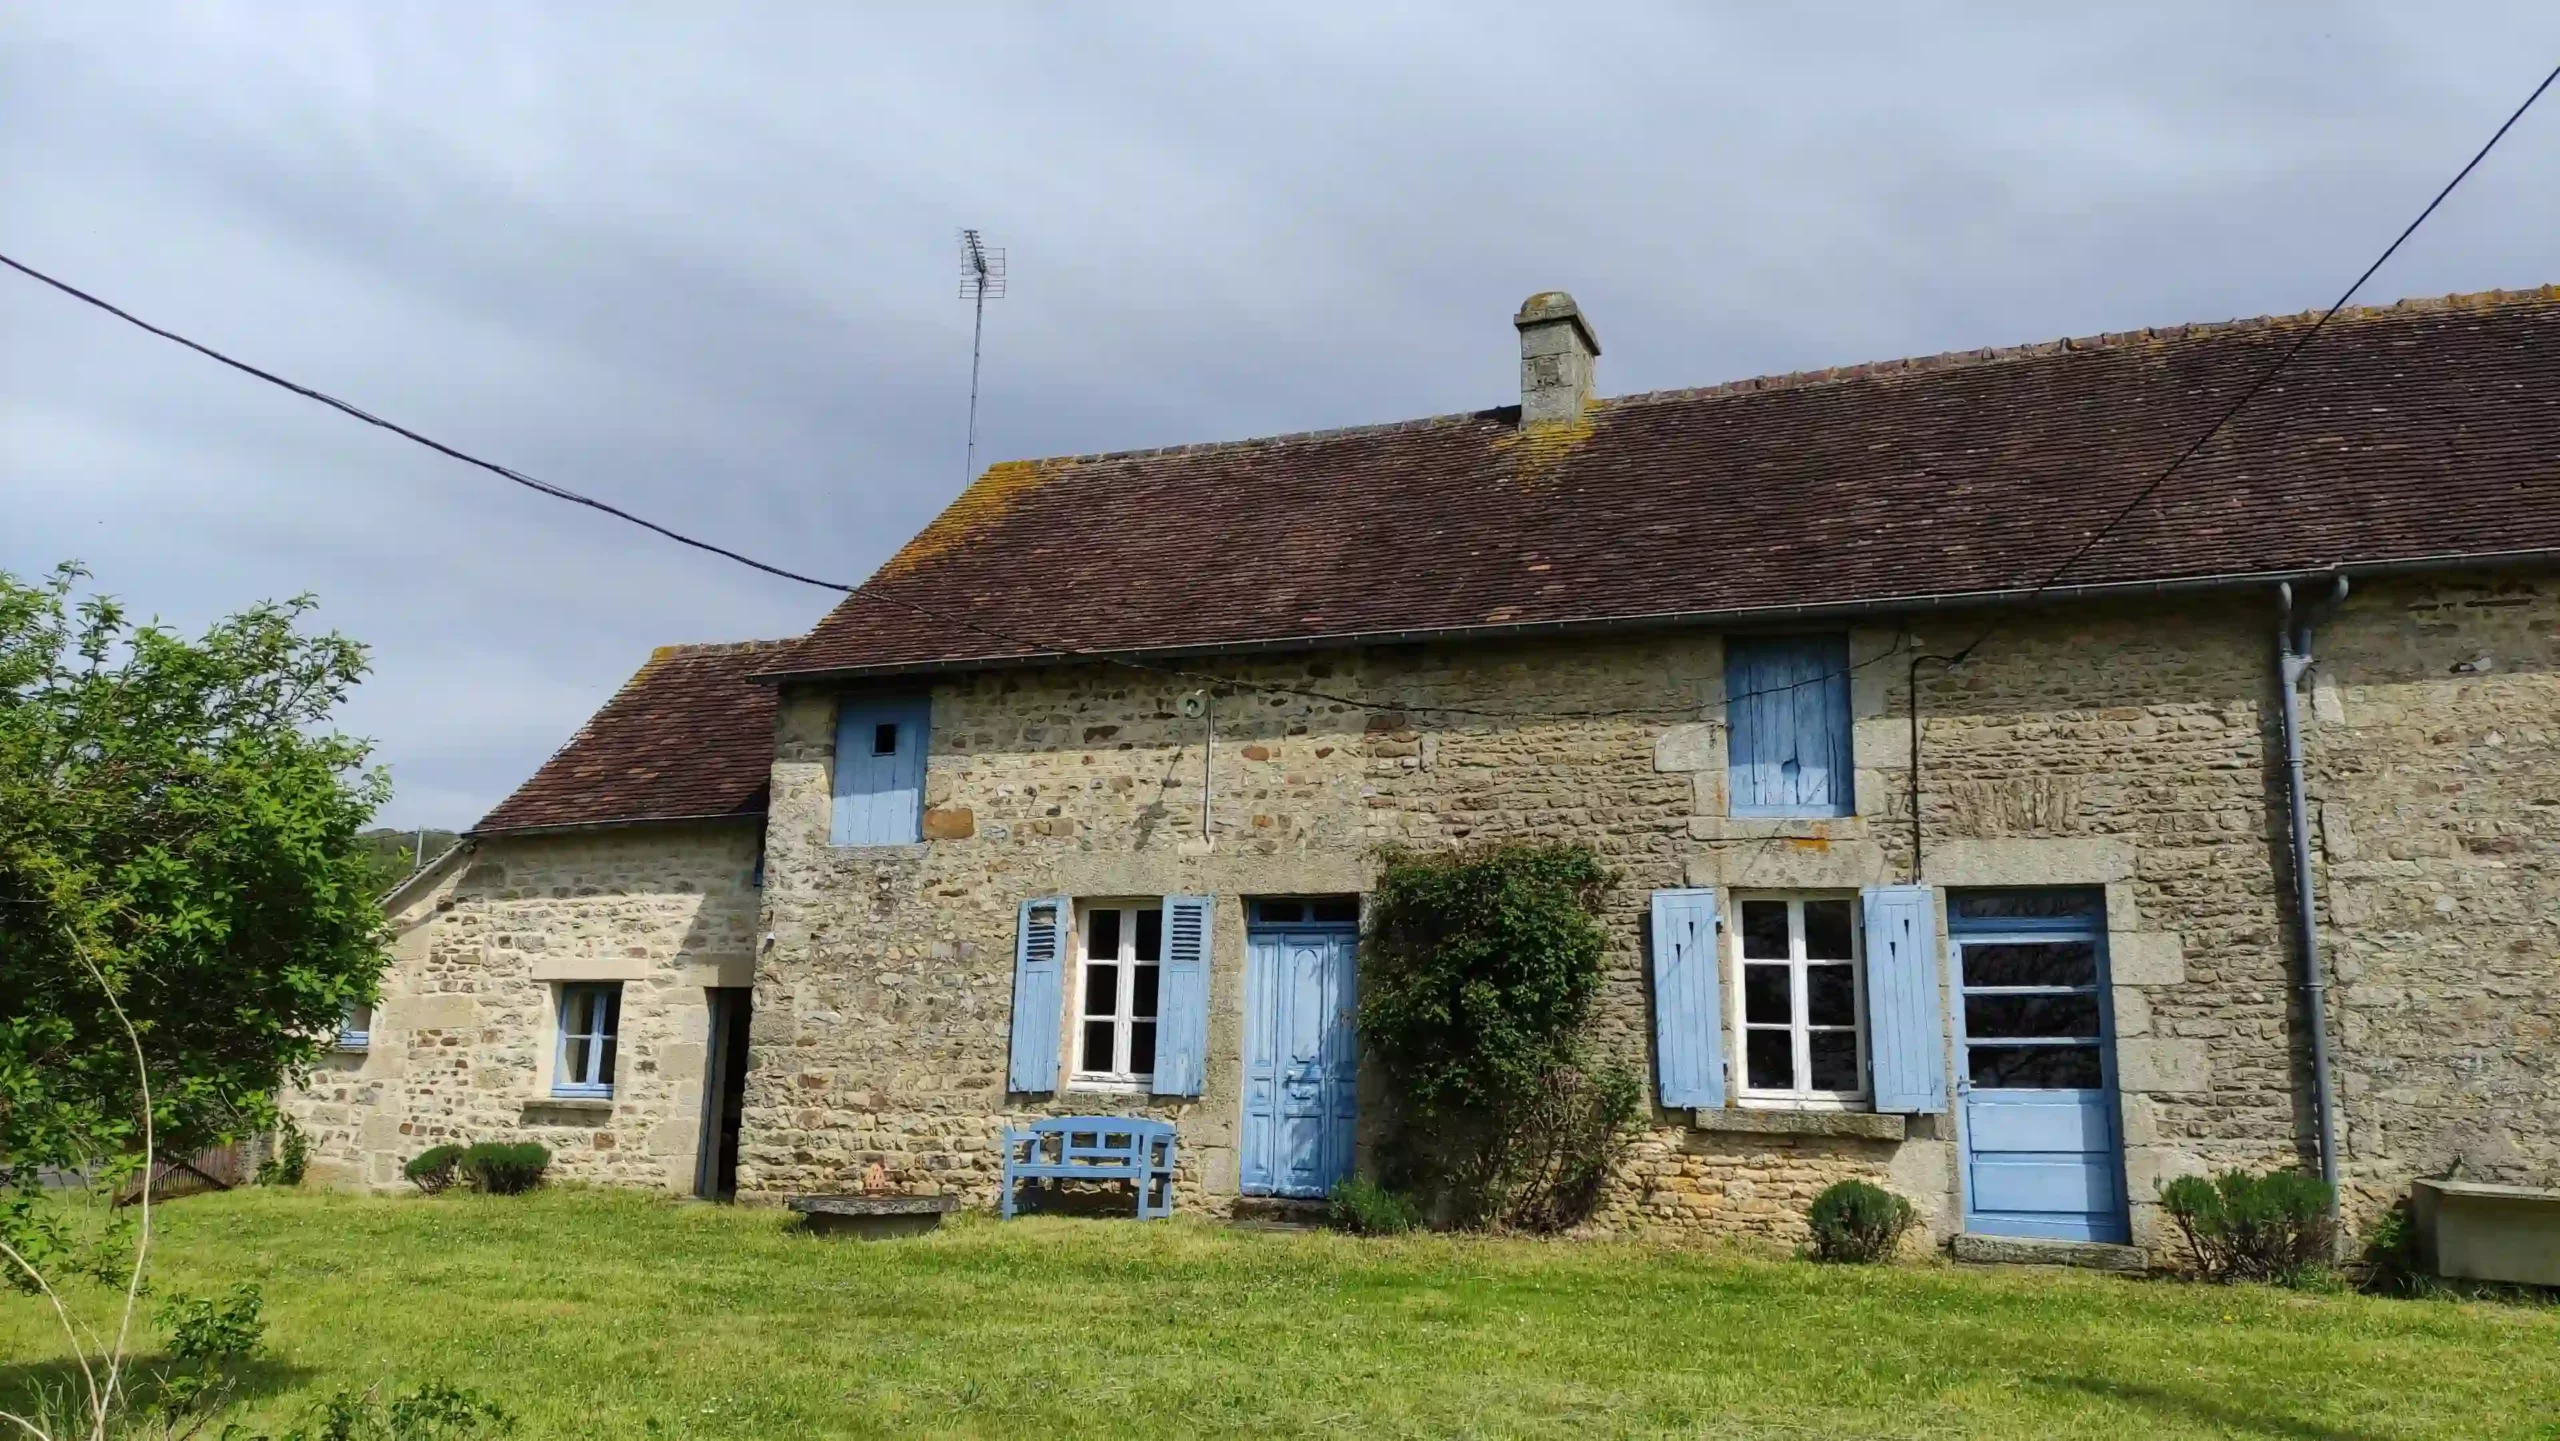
998;1117;1177;1220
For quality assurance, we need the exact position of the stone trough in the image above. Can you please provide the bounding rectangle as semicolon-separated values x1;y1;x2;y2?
2411;1178;2560;1287
786;1193;958;1240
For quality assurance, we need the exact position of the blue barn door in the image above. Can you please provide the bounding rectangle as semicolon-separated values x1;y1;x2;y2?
1241;903;1358;1199
1950;889;2128;1244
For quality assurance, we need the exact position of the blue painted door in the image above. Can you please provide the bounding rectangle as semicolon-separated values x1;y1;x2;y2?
1241;926;1357;1198
1950;890;2128;1244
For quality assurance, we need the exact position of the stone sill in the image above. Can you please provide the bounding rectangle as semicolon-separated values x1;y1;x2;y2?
523;1096;614;1115
1689;815;1870;843
1690;1107;1905;1141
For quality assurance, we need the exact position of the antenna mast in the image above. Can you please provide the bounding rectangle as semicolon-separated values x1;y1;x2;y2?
958;228;1006;483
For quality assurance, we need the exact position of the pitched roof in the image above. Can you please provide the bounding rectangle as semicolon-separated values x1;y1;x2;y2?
765;287;2560;680
473;641;786;834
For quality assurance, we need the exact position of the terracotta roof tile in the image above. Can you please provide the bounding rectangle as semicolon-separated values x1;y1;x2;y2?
474;641;786;834
767;287;2560;678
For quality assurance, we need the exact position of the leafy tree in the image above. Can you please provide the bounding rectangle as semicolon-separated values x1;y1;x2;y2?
0;563;389;1180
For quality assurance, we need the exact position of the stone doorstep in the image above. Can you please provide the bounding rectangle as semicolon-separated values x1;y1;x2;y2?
1690;1107;1906;1141
1950;1233;2148;1272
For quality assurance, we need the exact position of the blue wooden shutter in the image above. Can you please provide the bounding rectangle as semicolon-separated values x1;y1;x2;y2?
1726;635;1853;817
1153;895;1212;1096
831;698;931;845
1007;896;1069;1093
1862;885;1948;1113
1650;888;1725;1108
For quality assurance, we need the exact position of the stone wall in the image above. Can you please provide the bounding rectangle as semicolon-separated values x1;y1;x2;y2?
745;582;2390;1257
2307;571;2560;1224
287;824;761;1192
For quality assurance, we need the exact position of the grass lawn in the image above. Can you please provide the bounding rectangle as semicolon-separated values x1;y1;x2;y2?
4;1189;2555;1439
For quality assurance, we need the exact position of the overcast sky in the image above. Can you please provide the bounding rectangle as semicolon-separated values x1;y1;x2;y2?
6;4;2558;829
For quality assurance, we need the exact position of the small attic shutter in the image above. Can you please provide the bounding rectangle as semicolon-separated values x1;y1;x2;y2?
1650;888;1725;1109
1862;885;1948;1114
1152;895;1213;1096
1007;896;1069;1093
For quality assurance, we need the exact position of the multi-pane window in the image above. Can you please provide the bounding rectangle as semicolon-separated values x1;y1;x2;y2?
1731;895;1868;1104
554;983;622;1098
1073;904;1162;1088
337;999;373;1051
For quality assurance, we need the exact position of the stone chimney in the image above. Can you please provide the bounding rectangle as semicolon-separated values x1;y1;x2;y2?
1514;291;1601;427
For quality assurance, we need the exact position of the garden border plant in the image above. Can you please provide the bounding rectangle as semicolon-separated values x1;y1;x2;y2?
2159;1167;2334;1285
1354;841;1644;1232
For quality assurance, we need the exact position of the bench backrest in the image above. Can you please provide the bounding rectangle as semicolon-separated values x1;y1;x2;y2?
1018;1116;1174;1164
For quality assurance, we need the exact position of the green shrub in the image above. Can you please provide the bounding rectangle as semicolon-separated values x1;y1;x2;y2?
1357;842;1629;1230
2355;1201;2434;1297
278;1380;516;1439
458;1141;550;1196
257;1115;311;1186
161;1282;266;1365
1806;1180;1916;1263
2159;1168;2333;1283
1328;1176;1424;1235
403;1144;466;1196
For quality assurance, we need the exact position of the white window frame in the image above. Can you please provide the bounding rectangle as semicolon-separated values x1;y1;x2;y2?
1726;891;1871;1110
1070;900;1163;1093
336;998;373;1052
553;982;622;1100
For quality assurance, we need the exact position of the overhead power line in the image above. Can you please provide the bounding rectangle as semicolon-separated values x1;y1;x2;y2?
2;57;2551;721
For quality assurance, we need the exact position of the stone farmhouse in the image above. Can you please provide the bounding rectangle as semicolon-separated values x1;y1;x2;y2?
292;287;2560;1265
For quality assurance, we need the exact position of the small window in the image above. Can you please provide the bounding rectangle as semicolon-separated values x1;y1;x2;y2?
1250;896;1359;927
554;983;622;1099
1729;894;1868;1106
337;1000;373;1051
1726;634;1854;817
832;699;930;846
1072;903;1162;1090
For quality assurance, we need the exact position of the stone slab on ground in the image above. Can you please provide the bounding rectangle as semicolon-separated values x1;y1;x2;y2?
1951;1233;2147;1272
787;1193;959;1239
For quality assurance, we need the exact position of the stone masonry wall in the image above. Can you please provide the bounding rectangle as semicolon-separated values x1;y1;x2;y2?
2307;571;2560;1224
287;824;761;1192
745;574;2499;1257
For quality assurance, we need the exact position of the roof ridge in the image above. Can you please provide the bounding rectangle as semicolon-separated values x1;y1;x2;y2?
646;638;798;660
1611;283;2560;410
989;405;1509;473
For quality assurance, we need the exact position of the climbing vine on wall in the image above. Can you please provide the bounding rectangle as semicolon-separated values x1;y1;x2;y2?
1357;842;1642;1231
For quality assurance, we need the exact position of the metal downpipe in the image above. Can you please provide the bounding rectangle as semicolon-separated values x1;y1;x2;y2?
2277;577;2348;1234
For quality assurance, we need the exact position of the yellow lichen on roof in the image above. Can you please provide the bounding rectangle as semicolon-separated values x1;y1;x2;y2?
1492;409;1599;488
874;459;1057;580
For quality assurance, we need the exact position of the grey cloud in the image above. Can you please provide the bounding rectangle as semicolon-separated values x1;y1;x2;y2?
6;1;2557;825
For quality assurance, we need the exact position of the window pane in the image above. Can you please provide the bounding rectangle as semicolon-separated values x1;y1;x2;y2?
1745;1029;1795;1091
1134;908;1163;962
1961;942;2098;988
1257;899;1304;924
600;986;621;1037
1087;908;1121;960
1129;1022;1157;1076
1743;964;1791;1025
1083;962;1119;1016
597;1034;617;1087
564;989;594;1035
1968;1044;2102;1089
1131;964;1160;1021
1311;897;1360;923
1965;994;2101;1040
1083;1020;1116;1071
1802;899;1854;960
1809;1030;1860;1091
872;722;899;756
565;1035;592;1084
1954;890;2101;921
1740;901;1789;959
1806;965;1857;1027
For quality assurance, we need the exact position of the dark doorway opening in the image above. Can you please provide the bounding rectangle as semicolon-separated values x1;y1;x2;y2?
696;988;752;1200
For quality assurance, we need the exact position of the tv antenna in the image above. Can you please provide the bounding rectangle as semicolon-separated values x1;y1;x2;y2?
958;228;1006;483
